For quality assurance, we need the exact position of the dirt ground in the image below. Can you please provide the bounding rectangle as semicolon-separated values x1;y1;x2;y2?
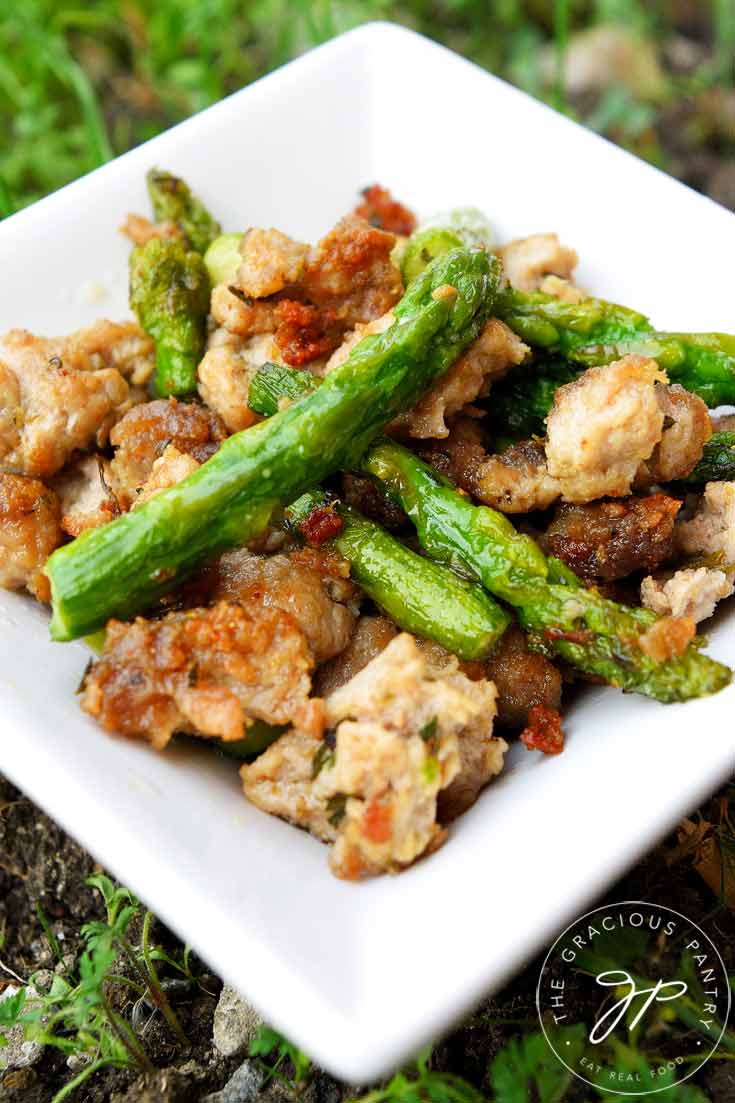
1;770;734;1102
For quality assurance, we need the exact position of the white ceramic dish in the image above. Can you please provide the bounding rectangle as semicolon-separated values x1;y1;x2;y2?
1;22;733;1083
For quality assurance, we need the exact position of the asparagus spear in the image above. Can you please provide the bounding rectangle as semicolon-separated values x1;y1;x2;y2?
361;440;731;702
484;356;578;441
497;289;735;408
215;357;731;699
211;720;286;760
47;247;502;640
401;228;463;285
287;492;510;659
248;363;318;417
682;431;735;485
147;168;221;254
129;237;210;397
203;232;243;286
402;222;735;407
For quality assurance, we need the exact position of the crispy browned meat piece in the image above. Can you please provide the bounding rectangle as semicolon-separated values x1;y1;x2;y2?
108;398;227;509
425;364;705;516
209;284;279;339
641;566;734;624
240;726;337;843
677;480;735;562
471;438;559;514
419;645;504;824
314;615;399;696
498;233;579;293
317;634;500;879
638;384;712;485
120;213;183;246
353;185;416;237
243;632;504;878
0;325;142;478
0;473;62;602
134;445;200;507
420;419;559;514
520;704;565;755
341;473;408;532
545;494;681;583
302;215;403;329
391;319;528;440
273;299;342;366
215;217;402;368
639;615;696;662
2;320;154;384
198;329;277;432
80;601;317;749
211;548;357;663
546;356;666;502
51;454;120;537
484;625;563;729
237;228;309;299
418;415;488;488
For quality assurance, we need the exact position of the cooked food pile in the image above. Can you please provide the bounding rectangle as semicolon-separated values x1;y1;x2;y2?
2;173;733;879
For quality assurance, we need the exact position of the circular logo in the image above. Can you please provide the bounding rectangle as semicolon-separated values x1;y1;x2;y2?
536;901;730;1096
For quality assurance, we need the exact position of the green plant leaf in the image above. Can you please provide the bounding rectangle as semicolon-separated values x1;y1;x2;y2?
489;1026;585;1103
0;986;26;1027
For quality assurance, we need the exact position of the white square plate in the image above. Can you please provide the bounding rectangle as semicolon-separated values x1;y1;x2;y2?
1;22;733;1083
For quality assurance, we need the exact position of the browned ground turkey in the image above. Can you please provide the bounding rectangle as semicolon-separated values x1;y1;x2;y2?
0;472;62;601
314;615;399;696
341;472;408;531
80;601;318;749
484;625;563;729
108;398;227;508
301;215;403;329
211;548;357;663
544;494;682;583
353;184;417;236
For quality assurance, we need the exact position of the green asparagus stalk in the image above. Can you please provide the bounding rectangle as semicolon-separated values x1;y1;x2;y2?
209;353;731;699
401;228;464;286
287;492;510;659
418;207;494;249
129;237;210;397
497;289;735;408
402;222;735;407
361;440;731;702
47;247;502;640
212;720;287;760
203;232;243;286
248;363;319;417
147;168;221;254
682;431;735;484
484;356;579;441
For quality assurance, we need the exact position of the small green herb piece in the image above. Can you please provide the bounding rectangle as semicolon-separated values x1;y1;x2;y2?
326;793;348;828
419;716;438;742
421;756;440;785
311;741;336;780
